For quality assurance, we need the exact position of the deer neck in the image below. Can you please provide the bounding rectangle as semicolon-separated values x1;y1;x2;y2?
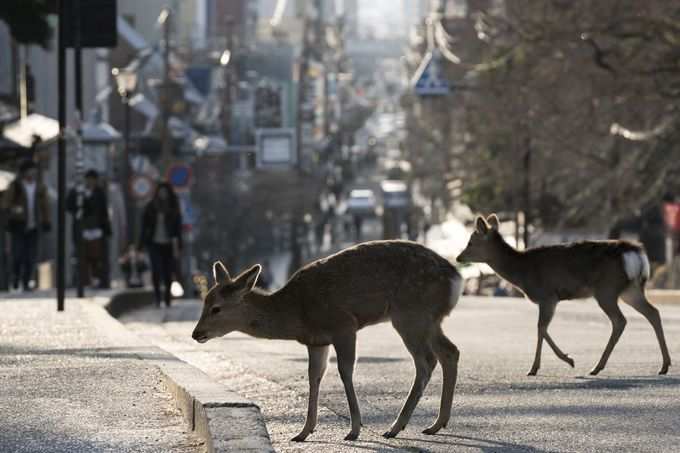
486;235;527;289
239;289;304;341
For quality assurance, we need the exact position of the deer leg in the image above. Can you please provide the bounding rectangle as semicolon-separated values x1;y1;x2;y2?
621;286;672;375
590;293;627;375
292;345;330;442
528;302;555;375
384;318;437;438
333;333;362;441
543;333;575;368
423;328;460;435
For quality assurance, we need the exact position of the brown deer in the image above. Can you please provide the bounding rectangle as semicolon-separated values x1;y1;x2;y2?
457;214;671;376
191;240;463;441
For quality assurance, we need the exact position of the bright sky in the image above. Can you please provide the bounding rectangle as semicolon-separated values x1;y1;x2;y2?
359;0;407;38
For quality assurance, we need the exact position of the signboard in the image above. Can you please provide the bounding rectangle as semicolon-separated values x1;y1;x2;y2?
166;163;192;192
178;192;196;232
412;51;450;96
256;128;297;169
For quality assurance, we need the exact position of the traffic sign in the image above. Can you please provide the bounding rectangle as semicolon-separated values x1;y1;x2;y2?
129;174;155;201
166;163;192;191
412;51;450;96
256;129;297;169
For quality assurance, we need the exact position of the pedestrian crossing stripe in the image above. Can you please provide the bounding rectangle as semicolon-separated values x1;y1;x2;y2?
412;51;450;96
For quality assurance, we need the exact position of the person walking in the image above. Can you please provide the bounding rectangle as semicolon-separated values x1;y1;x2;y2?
1;160;51;292
67;169;112;288
138;182;182;307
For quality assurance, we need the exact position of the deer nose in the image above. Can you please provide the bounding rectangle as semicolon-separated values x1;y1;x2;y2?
192;329;209;343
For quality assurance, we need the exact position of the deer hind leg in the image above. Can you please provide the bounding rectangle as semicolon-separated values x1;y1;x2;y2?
423;327;459;435
621;285;672;375
292;345;330;442
590;292;627;375
333;333;362;441
384;317;437;438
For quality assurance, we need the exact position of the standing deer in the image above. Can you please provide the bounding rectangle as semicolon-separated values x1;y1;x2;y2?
191;240;463;441
457;214;671;376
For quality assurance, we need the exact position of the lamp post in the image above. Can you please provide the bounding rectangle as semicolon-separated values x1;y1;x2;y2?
112;67;138;245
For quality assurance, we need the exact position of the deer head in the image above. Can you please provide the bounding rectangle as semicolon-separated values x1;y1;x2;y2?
191;261;261;343
456;214;501;263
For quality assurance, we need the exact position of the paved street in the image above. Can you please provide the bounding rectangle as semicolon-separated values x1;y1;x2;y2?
122;296;680;453
0;297;204;453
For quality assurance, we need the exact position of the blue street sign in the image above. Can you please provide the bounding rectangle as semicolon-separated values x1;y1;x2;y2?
412;51;450;96
166;163;192;190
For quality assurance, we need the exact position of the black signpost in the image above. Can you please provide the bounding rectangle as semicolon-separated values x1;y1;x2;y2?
57;0;117;311
57;0;66;312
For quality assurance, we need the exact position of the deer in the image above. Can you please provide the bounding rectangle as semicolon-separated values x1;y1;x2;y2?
457;214;672;377
191;240;463;441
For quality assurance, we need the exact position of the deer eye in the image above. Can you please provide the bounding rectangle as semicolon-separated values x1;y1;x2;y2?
211;306;221;315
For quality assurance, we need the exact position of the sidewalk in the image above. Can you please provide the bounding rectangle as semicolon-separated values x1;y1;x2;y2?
0;294;204;453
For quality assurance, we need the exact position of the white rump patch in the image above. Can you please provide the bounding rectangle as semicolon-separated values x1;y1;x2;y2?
449;275;464;310
622;251;650;282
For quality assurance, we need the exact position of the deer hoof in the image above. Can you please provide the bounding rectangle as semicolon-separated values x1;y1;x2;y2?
566;357;575;368
589;367;602;376
344;431;359;441
659;363;670;375
527;369;538;376
422;424;443;435
291;432;309;442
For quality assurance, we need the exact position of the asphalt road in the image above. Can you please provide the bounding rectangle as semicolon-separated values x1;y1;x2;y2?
122;296;680;453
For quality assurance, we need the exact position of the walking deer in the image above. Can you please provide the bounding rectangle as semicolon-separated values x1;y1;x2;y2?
191;240;463;441
457;214;671;376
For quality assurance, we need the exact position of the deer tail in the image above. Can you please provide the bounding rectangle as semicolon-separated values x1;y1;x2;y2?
622;250;650;287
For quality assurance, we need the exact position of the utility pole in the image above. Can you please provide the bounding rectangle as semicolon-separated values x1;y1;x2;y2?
295;8;310;168
159;7;172;176
523;139;532;249
222;16;234;149
57;0;67;311
73;0;85;298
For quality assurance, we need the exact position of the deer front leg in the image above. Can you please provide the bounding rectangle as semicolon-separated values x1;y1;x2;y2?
333;333;362;441
292;345;330;442
528;301;556;376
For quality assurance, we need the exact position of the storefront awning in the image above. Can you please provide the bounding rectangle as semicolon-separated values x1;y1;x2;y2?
2;113;59;148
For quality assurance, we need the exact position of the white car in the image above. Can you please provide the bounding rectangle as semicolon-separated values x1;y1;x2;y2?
346;189;377;216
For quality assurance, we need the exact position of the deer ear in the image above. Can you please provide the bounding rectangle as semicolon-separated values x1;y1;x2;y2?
212;261;231;283
475;216;489;234
486;214;500;230
234;264;261;292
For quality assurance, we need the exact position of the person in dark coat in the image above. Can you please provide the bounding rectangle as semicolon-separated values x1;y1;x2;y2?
1;160;51;291
138;182;182;307
67;169;112;288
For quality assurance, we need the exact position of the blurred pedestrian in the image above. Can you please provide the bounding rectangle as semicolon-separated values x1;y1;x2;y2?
139;182;182;307
67;169;111;288
1;160;51;291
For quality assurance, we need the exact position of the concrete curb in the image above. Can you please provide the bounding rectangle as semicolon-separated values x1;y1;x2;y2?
647;289;680;305
87;292;275;453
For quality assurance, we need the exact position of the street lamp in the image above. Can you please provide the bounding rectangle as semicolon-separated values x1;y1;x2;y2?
219;49;231;67
112;67;138;246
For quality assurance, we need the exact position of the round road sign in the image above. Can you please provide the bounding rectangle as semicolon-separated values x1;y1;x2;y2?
166;163;192;190
129;174;155;200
